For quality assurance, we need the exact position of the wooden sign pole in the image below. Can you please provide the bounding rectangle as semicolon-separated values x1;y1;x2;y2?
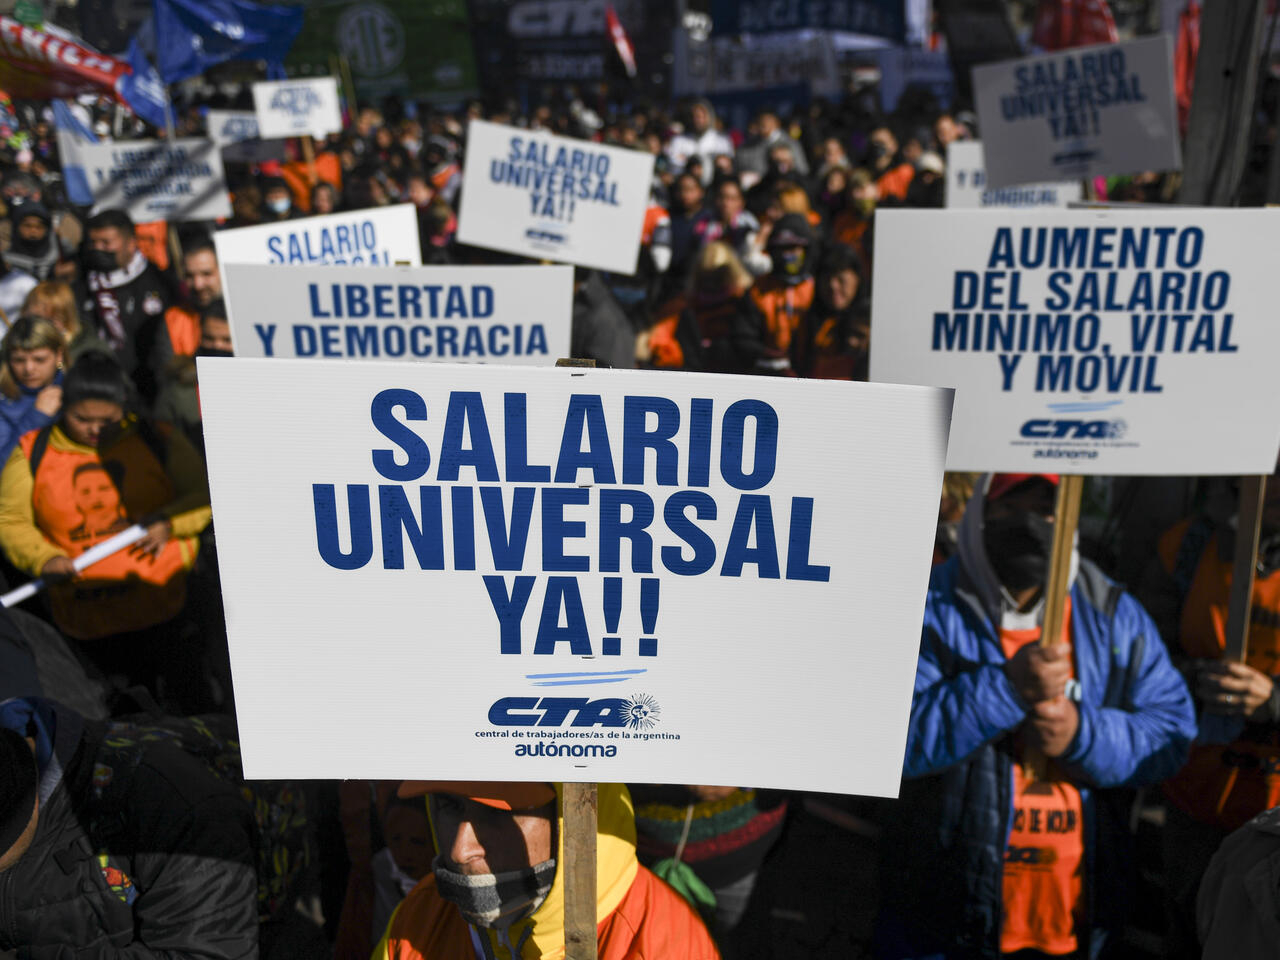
1223;475;1266;662
1026;474;1084;780
300;134;319;193
555;357;599;960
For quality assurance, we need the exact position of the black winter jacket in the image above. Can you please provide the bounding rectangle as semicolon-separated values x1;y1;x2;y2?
0;698;257;959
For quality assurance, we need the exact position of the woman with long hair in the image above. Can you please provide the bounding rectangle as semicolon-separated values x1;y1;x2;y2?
22;280;107;361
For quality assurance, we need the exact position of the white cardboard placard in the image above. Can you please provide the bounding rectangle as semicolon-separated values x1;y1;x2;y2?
206;110;262;146
213;204;422;268
946;141;1082;209
972;35;1181;189
457;119;655;275
870;208;1280;475
199;360;953;795
57;134;231;222
252;77;343;140
222;263;573;364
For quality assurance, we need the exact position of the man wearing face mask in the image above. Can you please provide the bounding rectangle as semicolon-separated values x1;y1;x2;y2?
82;209;172;406
260;177;298;222
376;781;719;960
733;214;816;376
877;473;1194;960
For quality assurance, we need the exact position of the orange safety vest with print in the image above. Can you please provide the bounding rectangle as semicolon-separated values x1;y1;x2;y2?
164;306;200;357
748;276;815;357
19;424;193;639
1160;518;1280;830
999;599;1085;956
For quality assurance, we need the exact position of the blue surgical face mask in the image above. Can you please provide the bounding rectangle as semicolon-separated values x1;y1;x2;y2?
266;196;291;215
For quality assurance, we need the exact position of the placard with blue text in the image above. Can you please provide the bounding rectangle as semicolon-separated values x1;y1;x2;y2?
206;109;286;163
56;135;231;222
870;209;1280;474
252;76;343;140
213;204;421;268
223;263;572;364
972;34;1180;189
457;119;655;275
199;360;953;793
946;141;1082;209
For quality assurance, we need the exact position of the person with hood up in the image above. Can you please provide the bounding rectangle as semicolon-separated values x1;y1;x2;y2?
877;473;1195;959
376;780;719;960
733;213;815;375
423;135;463;207
5;201;63;282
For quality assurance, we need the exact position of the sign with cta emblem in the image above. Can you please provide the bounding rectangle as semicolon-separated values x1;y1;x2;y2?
199;360;953;794
252;77;343;140
870;208;1280;475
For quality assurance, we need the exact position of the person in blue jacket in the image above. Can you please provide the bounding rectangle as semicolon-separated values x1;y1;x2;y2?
0;314;63;465
877;473;1195;960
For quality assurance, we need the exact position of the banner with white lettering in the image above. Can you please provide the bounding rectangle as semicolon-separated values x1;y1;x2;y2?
946;141;1082;209
457;119;655;275
972;35;1180;189
199;360;953;792
870;209;1280;474
56;134;230;221
223;263;572;364
252;76;343;140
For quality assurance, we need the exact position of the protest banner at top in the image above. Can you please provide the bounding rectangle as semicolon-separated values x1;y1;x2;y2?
199;360;953;793
711;0;906;43
56;133;231;222
972;34;1180;189
456;119;655;275
252;76;343;140
870;209;1280;475
946;141;1083;209
222;263;573;364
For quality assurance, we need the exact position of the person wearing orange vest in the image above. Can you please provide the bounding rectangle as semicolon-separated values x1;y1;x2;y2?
1137;472;1280;958
161;235;222;364
0;352;210;706
376;781;719;960
733;214;815;375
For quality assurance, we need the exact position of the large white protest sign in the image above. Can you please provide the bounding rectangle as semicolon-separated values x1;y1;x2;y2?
870;209;1280;474
457;119;655;275
200;360;953;794
946;141;1082;209
214;204;421;268
252;77;343;140
972;35;1180;189
56;134;231;221
223;263;572;364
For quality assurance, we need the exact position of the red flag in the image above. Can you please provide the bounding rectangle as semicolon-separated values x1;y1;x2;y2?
1031;0;1118;51
605;4;636;79
1174;0;1201;137
0;17;131;101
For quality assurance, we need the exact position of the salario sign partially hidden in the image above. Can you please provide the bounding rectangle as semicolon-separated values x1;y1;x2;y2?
199;361;953;795
870;209;1280;475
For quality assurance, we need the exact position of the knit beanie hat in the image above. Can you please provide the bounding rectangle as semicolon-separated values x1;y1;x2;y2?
0;726;37;856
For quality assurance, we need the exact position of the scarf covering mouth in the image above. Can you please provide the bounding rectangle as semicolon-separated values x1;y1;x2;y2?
432;854;557;929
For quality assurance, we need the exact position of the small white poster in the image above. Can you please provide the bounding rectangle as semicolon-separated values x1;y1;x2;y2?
222;263;573;364
252;77;343;140
870;209;1280;475
946;141;1083;209
972;35;1181;189
457;119;655;275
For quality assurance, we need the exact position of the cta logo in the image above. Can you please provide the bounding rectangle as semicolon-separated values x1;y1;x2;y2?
270;87;322;117
489;694;661;730
1019;418;1126;440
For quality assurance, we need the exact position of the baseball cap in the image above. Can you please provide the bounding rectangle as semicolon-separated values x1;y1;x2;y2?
397;780;556;811
987;473;1059;502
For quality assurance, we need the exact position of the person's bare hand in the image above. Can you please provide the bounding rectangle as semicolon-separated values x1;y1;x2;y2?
1025;697;1080;757
130;519;172;560
1198;661;1274;720
33;384;61;417
40;555;77;581
1005;642;1072;704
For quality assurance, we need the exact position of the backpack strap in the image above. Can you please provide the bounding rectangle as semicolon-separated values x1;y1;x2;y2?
26;423;54;477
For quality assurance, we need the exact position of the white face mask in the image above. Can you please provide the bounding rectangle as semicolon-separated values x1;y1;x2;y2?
266;196;291;215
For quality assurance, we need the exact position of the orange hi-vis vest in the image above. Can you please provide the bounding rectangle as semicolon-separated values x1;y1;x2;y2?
749;276;815;356
19;424;192;639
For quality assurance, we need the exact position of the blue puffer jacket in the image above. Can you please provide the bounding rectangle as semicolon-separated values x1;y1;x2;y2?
877;556;1196;960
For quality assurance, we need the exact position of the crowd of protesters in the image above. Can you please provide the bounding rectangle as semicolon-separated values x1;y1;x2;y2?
0;77;1275;960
